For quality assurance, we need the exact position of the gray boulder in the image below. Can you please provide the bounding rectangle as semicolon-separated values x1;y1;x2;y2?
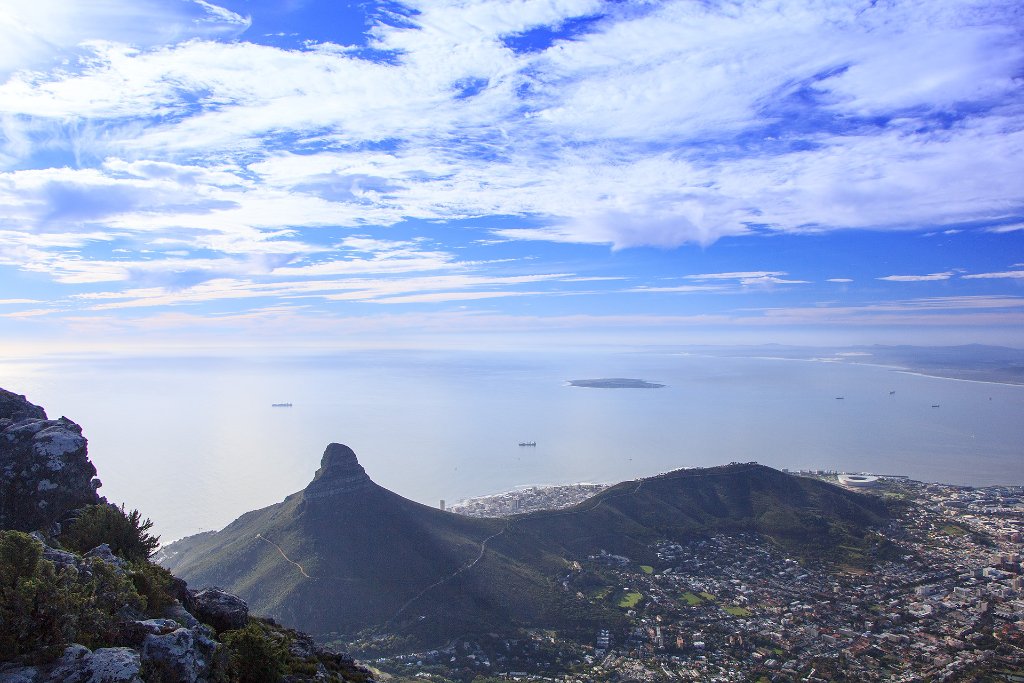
190;587;249;632
1;644;145;683
164;602;202;630
0;389;102;532
0;663;40;683
86;647;144;682
141;627;219;683
118;618;184;647
84;543;126;570
45;643;92;682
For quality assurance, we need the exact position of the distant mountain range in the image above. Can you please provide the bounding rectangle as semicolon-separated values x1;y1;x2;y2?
684;343;1024;384
161;443;891;647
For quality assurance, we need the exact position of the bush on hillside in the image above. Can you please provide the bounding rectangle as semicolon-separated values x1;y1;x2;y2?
71;556;145;648
0;530;147;661
129;560;176;616
222;622;287;683
59;503;160;563
0;530;72;661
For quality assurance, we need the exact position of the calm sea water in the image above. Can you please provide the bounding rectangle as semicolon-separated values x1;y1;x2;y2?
3;350;1022;542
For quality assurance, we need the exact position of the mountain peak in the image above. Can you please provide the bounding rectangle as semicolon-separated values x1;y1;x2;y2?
303;443;372;500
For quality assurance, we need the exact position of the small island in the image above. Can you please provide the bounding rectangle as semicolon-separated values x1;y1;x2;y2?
568;378;666;389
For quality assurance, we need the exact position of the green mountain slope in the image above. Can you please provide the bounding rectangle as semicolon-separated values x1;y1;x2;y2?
162;446;890;645
161;445;570;640
496;462;889;565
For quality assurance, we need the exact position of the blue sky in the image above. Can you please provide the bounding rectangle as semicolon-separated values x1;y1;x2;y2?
0;0;1022;354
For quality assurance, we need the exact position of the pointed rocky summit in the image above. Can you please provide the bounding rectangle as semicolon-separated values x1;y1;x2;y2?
302;443;372;500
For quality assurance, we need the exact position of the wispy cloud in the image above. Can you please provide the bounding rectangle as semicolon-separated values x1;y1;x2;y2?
0;307;56;318
72;272;579;310
962;270;1024;279
878;272;956;282
0;0;248;78
683;271;810;286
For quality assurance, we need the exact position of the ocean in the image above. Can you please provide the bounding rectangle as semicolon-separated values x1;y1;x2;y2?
3;349;1022;542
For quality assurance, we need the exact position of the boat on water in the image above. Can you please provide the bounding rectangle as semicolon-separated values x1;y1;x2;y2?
518;441;537;447
835;396;844;400
271;403;293;407
931;404;940;408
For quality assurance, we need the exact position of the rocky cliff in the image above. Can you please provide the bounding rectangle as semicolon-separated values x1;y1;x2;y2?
303;443;373;500
0;389;102;533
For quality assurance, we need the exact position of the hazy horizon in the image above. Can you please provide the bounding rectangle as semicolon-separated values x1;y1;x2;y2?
5;347;1022;543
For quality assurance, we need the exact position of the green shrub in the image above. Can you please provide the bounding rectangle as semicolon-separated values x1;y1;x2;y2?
72;557;144;648
0;530;151;661
222;622;287;683
60;504;160;563
0;531;74;661
130;561;175;616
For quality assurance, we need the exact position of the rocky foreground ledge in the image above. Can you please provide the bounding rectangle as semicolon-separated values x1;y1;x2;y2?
0;388;374;683
0;388;101;534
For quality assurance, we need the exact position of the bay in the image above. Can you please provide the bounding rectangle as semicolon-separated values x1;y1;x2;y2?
2;349;1021;543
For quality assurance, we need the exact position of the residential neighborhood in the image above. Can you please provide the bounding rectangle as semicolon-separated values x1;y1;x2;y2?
371;476;1024;682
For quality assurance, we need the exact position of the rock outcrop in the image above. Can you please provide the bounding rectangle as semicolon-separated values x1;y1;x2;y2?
0;535;226;682
0;389;101;533
302;442;373;500
190;587;249;633
141;625;221;683
2;644;144;683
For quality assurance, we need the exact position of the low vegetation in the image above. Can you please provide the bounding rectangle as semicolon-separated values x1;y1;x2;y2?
59;503;160;563
681;591;703;606
223;622;287;683
0;529;151;662
617;591;642;608
722;604;752;617
0;528;368;681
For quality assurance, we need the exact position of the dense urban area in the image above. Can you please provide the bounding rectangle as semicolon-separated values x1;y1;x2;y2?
447;483;610;517
370;475;1024;682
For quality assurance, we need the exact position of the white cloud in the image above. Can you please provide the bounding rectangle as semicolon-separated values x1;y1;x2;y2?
0;307;56;318
0;0;1021;348
0;0;248;78
878;272;956;282
70;271;577;310
679;271;809;286
367;290;538;305
827;278;853;283
962;270;1024;279
628;285;726;294
0;0;1019;252
683;271;788;281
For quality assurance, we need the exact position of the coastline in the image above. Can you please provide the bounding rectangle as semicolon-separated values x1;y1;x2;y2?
681;351;1024;387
